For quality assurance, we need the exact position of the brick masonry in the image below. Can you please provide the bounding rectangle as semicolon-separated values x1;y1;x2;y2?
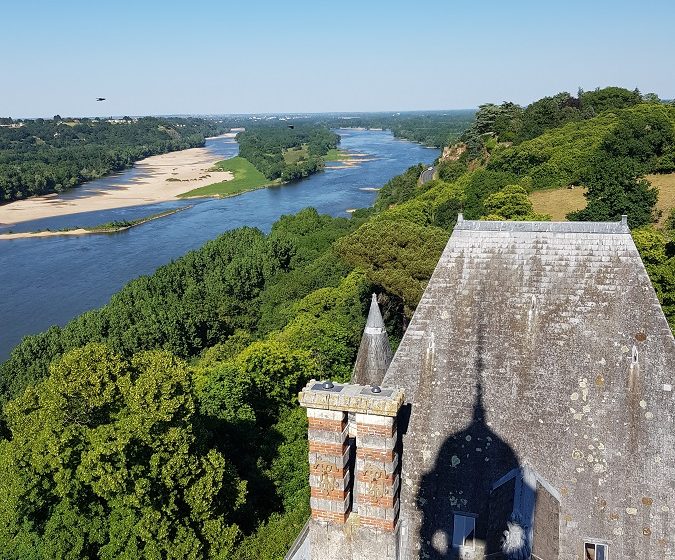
306;408;351;524
299;382;405;559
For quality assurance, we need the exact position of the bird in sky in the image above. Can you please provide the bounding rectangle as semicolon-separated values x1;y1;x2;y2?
96;97;106;102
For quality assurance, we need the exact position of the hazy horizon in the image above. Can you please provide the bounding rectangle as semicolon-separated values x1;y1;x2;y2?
2;0;674;117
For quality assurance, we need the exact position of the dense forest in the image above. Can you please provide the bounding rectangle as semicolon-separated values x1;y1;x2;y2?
0;117;230;202
1;87;675;558
236;124;338;181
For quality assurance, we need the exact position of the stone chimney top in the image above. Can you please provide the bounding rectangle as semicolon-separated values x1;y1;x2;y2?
299;380;404;417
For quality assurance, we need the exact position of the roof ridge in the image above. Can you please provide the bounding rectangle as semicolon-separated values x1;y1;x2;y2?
454;214;630;234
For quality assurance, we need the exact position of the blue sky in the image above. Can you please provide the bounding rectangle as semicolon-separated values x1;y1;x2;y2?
1;0;674;117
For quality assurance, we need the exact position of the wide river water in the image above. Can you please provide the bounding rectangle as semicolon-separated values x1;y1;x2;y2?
0;129;438;360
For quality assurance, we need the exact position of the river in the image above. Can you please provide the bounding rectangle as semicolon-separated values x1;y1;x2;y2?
0;129;438;360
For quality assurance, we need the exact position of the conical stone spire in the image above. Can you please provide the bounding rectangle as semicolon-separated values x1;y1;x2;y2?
352;293;393;386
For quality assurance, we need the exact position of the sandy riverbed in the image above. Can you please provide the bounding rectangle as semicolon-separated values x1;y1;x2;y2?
0;135;235;227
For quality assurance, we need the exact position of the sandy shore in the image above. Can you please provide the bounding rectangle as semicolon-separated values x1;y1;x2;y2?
0;228;93;240
0;134;235;227
0;206;191;240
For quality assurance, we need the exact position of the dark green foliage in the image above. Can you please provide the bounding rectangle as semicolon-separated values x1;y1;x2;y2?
0;117;229;202
601;106;675;164
516;93;587;142
374;164;424;210
336;219;449;314
437;159;468;182
486;104;675;190
481;185;550;221
632;228;675;332
0;344;246;559
665;208;675;234
567;108;673;227
579;86;642;114
461;87;646;156
567;156;658;227
462;169;520;219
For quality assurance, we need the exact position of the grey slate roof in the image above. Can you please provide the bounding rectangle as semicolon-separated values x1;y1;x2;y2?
352;294;393;386
382;218;675;559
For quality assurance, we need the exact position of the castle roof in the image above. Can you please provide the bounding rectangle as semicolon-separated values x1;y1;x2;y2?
383;217;675;558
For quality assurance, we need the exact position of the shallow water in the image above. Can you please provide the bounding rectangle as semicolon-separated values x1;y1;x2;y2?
0;129;438;360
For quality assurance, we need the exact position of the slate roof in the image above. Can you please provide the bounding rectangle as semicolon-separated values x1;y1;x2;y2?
382;218;675;559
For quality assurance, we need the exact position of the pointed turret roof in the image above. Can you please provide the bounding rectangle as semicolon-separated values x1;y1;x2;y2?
352;294;393;386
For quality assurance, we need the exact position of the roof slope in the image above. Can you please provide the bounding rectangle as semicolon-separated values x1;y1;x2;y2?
383;218;675;559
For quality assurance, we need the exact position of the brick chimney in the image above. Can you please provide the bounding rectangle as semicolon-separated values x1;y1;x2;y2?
299;380;405;560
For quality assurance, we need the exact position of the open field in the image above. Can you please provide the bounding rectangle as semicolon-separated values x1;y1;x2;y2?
323;148;351;162
647;173;675;226
529;187;587;221
283;145;309;164
180;157;275;198
528;173;675;225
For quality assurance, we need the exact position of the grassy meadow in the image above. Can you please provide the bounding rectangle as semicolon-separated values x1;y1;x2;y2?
179;157;275;198
529;187;587;220
323;148;351;162
647;173;675;226
528;172;675;225
283;145;309;164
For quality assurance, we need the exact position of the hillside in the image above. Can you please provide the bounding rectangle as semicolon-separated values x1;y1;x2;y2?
487;103;675;190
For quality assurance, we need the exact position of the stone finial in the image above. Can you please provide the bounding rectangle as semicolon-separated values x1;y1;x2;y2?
365;293;386;334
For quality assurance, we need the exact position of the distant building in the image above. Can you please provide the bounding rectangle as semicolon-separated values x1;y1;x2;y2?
289;216;675;560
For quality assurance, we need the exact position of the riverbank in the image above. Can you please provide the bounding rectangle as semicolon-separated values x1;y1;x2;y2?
0;135;236;227
179;157;278;198
0;128;439;361
0;207;191;240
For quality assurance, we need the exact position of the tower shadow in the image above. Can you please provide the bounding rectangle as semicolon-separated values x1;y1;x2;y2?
414;309;558;560
416;380;523;559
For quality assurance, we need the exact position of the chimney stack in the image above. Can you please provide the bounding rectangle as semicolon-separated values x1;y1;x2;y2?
299;381;405;560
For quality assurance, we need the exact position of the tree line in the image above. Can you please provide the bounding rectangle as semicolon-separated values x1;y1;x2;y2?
0;117;230;202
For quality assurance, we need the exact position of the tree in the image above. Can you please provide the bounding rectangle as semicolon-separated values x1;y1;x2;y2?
336;219;449;314
0;344;246;559
568;155;658;227
580;86;642;114
602;108;674;164
481;185;550;221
